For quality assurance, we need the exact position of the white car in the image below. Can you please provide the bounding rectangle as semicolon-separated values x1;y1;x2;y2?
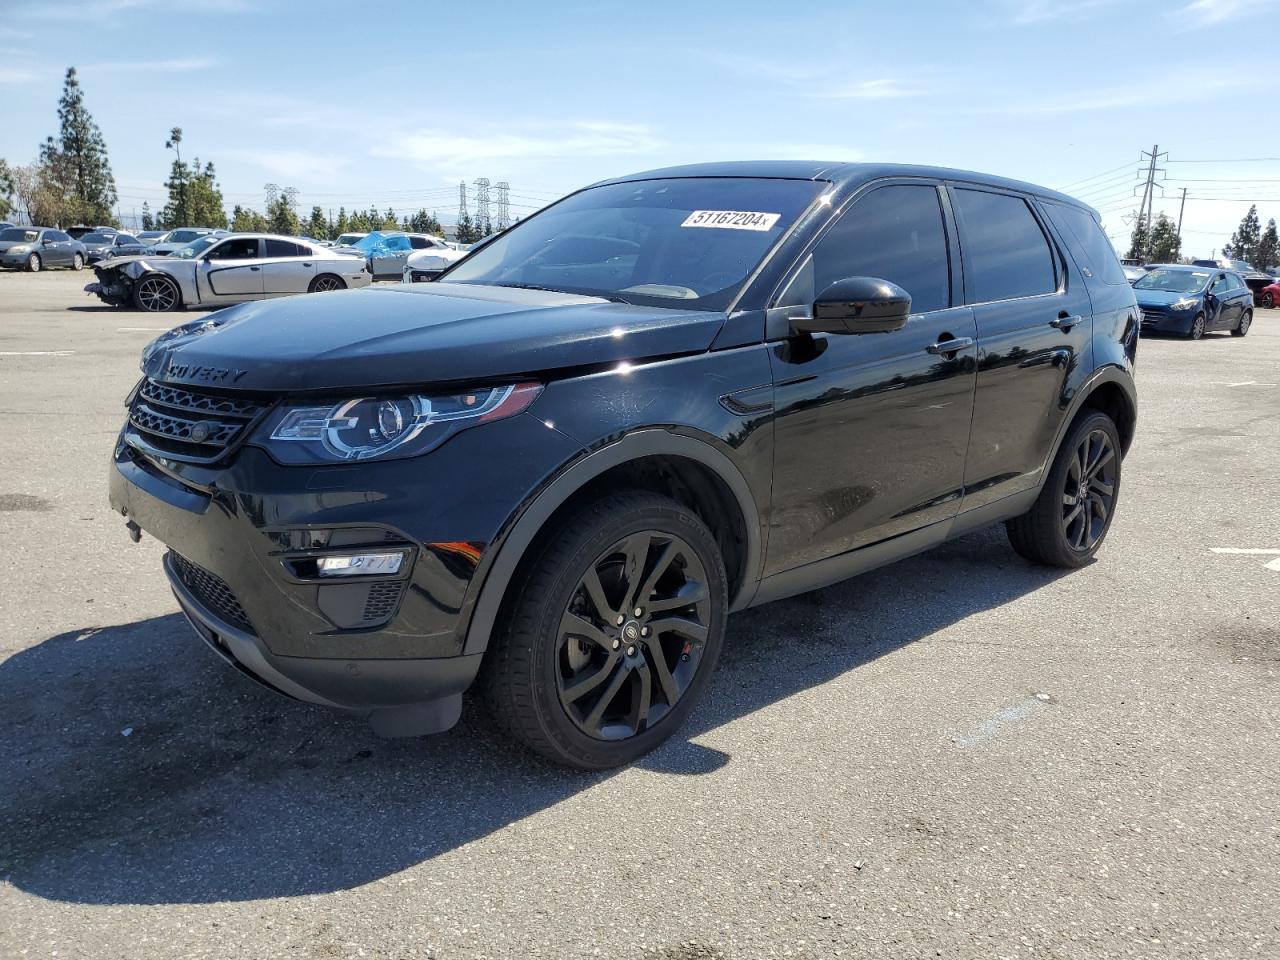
86;233;372;312
399;241;469;283
143;227;226;257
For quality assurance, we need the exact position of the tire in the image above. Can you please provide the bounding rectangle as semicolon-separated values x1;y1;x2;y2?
308;273;346;293
1264;292;1275;309
25;253;40;273
71;252;84;271
1188;313;1205;340
1006;410;1122;569
1232;309;1252;337
480;489;728;770
132;273;181;312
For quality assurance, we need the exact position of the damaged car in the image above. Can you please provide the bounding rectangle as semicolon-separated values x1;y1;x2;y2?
86;233;372;312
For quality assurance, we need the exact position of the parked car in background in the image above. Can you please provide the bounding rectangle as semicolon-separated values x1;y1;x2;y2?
1192;257;1272;299
144;228;225;257
0;227;88;271
1135;265;1253;338
346;231;459;279
333;232;368;249
0;221;15;231
66;225;116;240
1257;279;1279;308
136;230;167;242
87;233;372;311
400;242;469;283
107;161;1139;768
1123;265;1146;284
81;231;146;263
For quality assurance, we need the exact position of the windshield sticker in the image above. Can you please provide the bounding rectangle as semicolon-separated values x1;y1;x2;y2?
681;210;781;232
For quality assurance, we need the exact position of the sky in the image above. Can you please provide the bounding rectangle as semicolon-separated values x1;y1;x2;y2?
0;0;1276;258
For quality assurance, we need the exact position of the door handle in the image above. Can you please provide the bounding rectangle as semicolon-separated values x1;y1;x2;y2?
250;266;260;271
302;262;312;267
926;336;974;355
1050;313;1082;330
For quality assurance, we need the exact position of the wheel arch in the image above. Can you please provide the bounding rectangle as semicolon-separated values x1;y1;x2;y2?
1042;366;1137;484
461;430;762;656
136;270;185;308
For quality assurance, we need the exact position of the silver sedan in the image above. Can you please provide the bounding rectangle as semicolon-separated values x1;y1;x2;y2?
86;233;372;312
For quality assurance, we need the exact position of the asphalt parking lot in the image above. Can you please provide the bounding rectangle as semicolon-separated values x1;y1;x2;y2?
1;269;1277;960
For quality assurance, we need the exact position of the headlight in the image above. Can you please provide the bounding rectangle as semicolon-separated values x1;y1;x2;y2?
1171;297;1198;311
9;244;30;253
255;383;542;464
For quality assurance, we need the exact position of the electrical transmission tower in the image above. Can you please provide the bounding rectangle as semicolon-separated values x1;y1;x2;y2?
457;181;469;225
473;178;491;228
1134;144;1167;258
494;181;510;229
283;186;299;213
264;182;280;206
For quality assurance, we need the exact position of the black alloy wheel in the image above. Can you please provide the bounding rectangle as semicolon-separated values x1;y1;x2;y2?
557;529;712;741
1006;410;1122;568
481;489;728;769
309;274;345;293
1060;428;1116;553
1263;292;1274;309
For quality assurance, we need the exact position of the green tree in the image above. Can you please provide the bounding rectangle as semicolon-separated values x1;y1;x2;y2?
231;204;268;232
0;159;14;219
11;162;63;226
1255;218;1277;270
161;155;225;228
164;128;186;226
454;212;481;243
408;208;443;236
383;206;398;230
140;201;153;231
39;67;117;226
347;209;368;232
1224;204;1261;264
1125;212;1149;261
334;207;348;236
306;205;329;239
266;195;300;235
1147;212;1181;264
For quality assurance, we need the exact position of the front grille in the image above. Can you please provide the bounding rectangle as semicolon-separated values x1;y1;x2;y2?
409;269;441;283
127;377;269;463
361;581;404;624
170;552;255;634
1140;309;1165;324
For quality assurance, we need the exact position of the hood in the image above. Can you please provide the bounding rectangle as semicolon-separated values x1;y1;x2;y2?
143;282;726;392
1134;288;1201;308
97;254;170;272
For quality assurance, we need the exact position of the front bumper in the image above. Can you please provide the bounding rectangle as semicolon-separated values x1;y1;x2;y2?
108;410;582;726
1;253;32;267
1139;308;1195;334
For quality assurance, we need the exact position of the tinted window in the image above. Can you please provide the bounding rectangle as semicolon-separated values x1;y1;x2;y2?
788;184;951;314
47;230;70;242
1044;202;1126;285
264;239;306;257
0;228;39;242
207;238;260;259
408;236;431;249
954;189;1057;302
81;231;114;243
117;234;138;245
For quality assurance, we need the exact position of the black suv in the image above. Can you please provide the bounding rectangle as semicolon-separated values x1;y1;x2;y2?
110;162;1139;769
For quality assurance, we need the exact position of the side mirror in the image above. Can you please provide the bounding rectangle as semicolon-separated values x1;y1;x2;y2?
791;277;912;336
42;238;55;246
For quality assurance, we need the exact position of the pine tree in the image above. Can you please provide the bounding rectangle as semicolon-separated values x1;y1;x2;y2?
334;207;348;236
185;159;226;227
454;212;480;243
231;205;268;232
307;205;328;240
1125;213;1149;261
1225;204;1261;265
408;208;444;236
39;67;117;226
0;159;14;219
266;195;300;235
1257;218;1278;270
140;201;153;231
1148;213;1181;264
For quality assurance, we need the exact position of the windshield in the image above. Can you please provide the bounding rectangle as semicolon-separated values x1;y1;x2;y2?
0;228;39;243
1228;259;1255;272
335;234;365;246
442;177;823;309
81;232;114;243
172;236;220;259
1135;268;1211;294
167;230;203;243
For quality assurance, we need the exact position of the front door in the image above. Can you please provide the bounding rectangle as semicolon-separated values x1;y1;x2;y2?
948;185;1094;511
198;237;264;301
765;181;977;576
1206;273;1236;328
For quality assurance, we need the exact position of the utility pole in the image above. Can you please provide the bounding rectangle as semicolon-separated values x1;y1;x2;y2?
1175;187;1188;252
1135;144;1167;260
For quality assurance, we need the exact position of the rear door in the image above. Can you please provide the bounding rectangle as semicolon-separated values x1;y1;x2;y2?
948;185;1094;511
259;239;317;295
197;237;264;300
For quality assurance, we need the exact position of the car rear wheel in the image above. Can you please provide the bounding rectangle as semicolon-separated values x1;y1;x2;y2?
71;252;84;271
25;253;40;272
132;274;181;312
1264;292;1275;309
481;489;728;769
1006;410;1121;569
308;273;345;293
1232;309;1252;337
1188;313;1205;340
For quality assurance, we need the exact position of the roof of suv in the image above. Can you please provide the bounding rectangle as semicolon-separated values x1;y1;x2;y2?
592;161;1087;211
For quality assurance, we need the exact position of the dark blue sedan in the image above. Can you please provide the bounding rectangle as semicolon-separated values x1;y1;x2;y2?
1135;265;1254;339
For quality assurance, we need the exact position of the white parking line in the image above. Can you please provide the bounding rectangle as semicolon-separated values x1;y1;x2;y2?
951;693;1052;748
1209;381;1277;387
1209;547;1280;574
0;350;74;356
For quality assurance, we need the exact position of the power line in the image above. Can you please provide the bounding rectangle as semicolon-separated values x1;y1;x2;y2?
1166;157;1280;164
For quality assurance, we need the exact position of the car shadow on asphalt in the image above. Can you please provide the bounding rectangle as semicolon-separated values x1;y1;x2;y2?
0;524;1067;906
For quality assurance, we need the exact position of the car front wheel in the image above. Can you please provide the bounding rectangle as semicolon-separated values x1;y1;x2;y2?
25;253;40;272
132;274;181;312
481;489;728;769
1006;410;1121;569
72;252;84;271
1188;313;1205;340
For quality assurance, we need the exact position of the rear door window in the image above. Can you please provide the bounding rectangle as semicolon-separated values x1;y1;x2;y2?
953;188;1058;303
1043;202;1127;285
787;183;952;314
264;239;307;257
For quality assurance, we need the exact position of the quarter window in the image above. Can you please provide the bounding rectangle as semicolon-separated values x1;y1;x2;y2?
790;184;951;314
1043;202;1126;285
954;189;1057;303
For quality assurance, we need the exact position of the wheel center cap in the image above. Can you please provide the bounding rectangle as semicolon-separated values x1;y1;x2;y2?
622;621;641;642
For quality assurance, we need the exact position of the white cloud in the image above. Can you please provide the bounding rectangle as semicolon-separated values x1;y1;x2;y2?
1180;0;1273;23
226;149;344;182
375;122;662;168
813;78;926;100
79;58;219;74
1002;0;1120;24
0;66;38;85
